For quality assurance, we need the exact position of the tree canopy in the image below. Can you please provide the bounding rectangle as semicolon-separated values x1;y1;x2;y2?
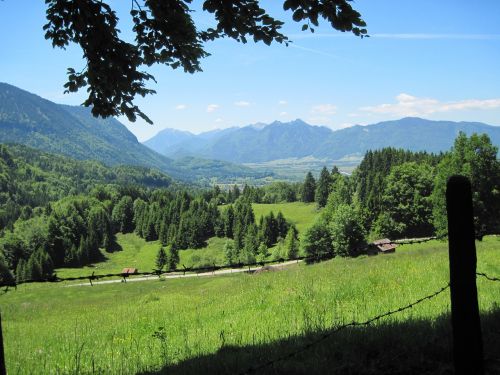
43;0;367;123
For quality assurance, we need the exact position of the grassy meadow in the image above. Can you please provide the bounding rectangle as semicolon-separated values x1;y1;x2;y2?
252;202;319;236
55;235;230;279
2;236;499;374
56;202;320;278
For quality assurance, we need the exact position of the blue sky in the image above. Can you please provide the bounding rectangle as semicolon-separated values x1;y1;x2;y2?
1;1;500;141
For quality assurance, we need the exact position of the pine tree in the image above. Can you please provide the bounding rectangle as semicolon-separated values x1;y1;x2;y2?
158;221;169;245
166;243;179;271
223;240;237;265
167;224;177;246
143;213;157;241
111;195;134;233
103;231;113;252
256;242;268;262
15;258;26;283
260;213;275;247
284;227;299;259
155;247;167;272
223;205;234;238
275;211;288;240
302;172;316;203
273;238;286;260
243;224;259;262
331;165;340;177
315;166;332;207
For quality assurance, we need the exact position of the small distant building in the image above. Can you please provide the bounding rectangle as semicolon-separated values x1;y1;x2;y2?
121;268;138;275
368;239;397;255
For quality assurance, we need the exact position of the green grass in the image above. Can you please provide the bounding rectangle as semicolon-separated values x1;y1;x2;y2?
3;237;500;374
178;237;229;268
55;233;159;278
56;235;233;278
55;202;319;278
252;202;320;236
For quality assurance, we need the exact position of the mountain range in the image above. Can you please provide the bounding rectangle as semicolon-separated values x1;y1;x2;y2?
1;82;499;182
0;83;269;182
145;118;500;163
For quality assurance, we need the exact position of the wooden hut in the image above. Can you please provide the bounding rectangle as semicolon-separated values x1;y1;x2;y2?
121;268;138;275
369;239;397;254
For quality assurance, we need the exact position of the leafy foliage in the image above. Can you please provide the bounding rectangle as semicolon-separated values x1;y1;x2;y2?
432;132;500;238
301;219;332;262
329;204;366;257
354;148;442;225
372;162;435;239
0;143;172;230
43;1;366;122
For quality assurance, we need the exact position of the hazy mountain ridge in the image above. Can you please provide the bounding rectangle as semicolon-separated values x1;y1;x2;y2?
145;117;500;163
0;83;269;182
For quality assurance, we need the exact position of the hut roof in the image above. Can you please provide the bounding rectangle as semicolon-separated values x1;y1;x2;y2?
121;268;138;274
371;239;397;252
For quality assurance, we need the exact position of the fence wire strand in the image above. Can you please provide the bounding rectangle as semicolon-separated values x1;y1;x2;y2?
241;283;451;374
476;272;500;282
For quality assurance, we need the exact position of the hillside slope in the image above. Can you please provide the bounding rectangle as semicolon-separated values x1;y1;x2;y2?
0;83;267;182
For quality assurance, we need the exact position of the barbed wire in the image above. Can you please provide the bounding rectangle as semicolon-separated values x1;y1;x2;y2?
476;272;500;282
0;235;448;290
241;283;451;374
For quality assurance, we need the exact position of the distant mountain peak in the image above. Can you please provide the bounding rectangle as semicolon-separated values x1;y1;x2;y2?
248;122;269;130
142;116;500;164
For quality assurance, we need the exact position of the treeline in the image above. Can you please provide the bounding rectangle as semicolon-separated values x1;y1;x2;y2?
0;176;296;282
221;202;297;265
201;182;302;206
0;144;175;231
302;132;500;261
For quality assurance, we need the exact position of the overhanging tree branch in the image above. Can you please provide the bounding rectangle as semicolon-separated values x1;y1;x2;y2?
43;0;367;124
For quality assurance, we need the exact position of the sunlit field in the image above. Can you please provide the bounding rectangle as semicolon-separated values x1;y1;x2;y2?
3;237;499;374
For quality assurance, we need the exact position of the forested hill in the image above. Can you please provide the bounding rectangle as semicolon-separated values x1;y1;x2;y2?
0;83;268;182
145;118;500;163
0;143;175;229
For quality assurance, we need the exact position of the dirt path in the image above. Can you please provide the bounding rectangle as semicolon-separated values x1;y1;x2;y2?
69;259;303;287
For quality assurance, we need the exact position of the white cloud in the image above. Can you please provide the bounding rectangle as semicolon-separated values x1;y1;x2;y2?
206;104;220;113
278;100;287;105
234;101;251;107
360;94;500;117
175;104;187;110
279;111;288;116
215;118;223;123
311;104;337;115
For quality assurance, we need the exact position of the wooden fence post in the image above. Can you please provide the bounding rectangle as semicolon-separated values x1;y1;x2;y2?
0;310;6;375
446;175;483;375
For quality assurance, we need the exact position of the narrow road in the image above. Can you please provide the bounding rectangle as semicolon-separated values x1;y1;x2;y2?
68;259;303;287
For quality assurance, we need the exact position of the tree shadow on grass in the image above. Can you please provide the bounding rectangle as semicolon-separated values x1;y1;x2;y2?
104;236;123;253
140;308;500;375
